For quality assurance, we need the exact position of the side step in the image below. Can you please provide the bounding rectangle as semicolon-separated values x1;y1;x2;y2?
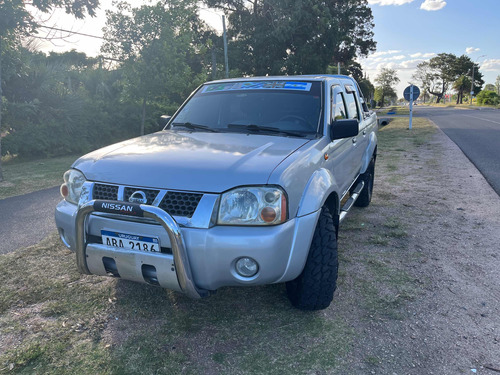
339;180;365;224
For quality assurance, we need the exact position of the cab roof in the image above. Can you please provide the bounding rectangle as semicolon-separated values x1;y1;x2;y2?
207;75;356;85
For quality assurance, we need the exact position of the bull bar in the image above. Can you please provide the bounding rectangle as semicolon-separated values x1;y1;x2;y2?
75;200;208;299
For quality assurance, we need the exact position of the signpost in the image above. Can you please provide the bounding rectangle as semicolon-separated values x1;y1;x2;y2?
404;85;420;130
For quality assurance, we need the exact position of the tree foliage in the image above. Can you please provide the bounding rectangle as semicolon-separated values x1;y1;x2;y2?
204;0;376;76
1;0;377;163
413;53;483;104
102;0;214;134
374;68;399;107
476;90;499;106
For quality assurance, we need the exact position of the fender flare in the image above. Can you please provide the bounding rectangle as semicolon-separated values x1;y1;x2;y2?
296;168;340;217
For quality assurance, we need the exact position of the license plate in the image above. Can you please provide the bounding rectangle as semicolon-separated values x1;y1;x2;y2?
101;230;160;252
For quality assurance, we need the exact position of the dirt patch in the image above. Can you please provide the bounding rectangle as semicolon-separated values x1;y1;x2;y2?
333;119;500;374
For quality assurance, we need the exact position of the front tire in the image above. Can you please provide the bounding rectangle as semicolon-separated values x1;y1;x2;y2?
286;206;339;311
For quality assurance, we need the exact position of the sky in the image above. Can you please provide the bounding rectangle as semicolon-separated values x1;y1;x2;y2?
29;0;500;98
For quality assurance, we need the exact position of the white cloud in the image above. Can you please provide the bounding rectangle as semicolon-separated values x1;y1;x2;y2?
410;52;436;58
392;55;407;60
481;59;500;71
466;47;480;55
368;0;414;5
370;50;402;58
420;0;447;11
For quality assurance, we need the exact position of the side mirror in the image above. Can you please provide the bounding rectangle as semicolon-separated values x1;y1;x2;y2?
330;119;359;141
159;115;172;129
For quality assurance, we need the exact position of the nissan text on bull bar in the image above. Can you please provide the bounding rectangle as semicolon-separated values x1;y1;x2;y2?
55;75;378;310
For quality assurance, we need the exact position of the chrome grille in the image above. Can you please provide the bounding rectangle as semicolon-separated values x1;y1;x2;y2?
159;192;203;218
124;187;159;205
93;184;118;200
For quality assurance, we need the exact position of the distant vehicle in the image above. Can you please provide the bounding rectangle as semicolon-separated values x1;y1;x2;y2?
55;75;378;310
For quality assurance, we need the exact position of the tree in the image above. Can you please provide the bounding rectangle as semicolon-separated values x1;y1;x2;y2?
203;0;376;76
414;53;484;104
485;84;495;92
496;75;500;95
0;0;99;181
427;53;457;103
453;75;471;104
374;68;399;107
102;0;213;135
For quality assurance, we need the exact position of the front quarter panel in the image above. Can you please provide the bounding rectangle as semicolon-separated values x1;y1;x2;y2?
296;168;339;217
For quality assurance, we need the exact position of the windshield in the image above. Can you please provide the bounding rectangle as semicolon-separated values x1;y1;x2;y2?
170;80;322;136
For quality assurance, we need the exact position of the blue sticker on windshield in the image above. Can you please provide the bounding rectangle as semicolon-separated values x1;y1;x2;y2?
202;81;312;93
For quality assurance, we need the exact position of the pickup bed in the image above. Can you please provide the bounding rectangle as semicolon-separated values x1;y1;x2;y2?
55;75;378;310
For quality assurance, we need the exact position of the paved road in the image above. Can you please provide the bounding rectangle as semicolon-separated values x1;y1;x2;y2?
0;186;61;254
414;106;500;196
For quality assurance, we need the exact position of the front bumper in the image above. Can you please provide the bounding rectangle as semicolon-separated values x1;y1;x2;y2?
55;199;319;296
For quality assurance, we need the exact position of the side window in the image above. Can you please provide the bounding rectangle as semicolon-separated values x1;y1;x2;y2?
344;92;360;120
333;93;348;121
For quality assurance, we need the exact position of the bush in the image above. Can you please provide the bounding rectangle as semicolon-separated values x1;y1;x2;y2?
476;90;500;106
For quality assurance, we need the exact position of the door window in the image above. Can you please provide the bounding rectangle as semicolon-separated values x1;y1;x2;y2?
344;92;360;120
333;93;348;121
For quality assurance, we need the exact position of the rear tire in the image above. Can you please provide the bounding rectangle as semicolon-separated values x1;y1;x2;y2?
354;155;375;208
286;206;338;311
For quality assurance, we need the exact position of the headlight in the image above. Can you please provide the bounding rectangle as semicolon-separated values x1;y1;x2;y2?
218;186;287;225
60;169;86;205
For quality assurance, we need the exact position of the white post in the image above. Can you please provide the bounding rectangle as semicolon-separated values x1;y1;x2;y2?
409;85;414;130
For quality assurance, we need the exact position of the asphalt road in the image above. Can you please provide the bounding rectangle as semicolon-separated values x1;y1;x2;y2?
0;186;61;254
414;106;500;196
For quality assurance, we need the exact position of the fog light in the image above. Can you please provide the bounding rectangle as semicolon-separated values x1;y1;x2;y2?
235;257;259;277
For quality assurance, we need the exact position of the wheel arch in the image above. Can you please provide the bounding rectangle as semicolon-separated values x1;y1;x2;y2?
296;168;341;219
360;133;378;174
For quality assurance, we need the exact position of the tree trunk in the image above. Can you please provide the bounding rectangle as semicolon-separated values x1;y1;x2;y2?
140;97;146;136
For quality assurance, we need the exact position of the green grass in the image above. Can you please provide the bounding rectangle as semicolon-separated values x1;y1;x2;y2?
0;234;351;375
378;106;410;115
378;117;436;151
0;155;77;200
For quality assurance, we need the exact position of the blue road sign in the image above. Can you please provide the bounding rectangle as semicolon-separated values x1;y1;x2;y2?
404;85;420;101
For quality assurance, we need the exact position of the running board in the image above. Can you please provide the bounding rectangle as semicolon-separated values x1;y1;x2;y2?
339;180;365;224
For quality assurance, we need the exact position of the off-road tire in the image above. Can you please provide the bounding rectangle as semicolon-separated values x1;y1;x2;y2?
354;156;375;207
286;206;338;311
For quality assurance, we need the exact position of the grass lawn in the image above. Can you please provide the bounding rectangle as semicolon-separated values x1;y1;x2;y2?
0;155;77;200
377;106;410;115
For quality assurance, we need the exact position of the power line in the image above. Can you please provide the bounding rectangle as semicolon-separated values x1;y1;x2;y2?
37;25;127;43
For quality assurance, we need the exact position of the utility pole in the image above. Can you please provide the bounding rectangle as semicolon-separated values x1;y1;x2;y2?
470;64;475;104
222;15;229;79
471;55;486;104
0;36;3;182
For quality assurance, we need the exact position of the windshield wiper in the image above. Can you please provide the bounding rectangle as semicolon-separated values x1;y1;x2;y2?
227;124;306;137
171;122;218;132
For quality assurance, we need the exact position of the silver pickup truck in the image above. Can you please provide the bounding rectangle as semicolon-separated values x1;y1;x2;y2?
55;75;377;310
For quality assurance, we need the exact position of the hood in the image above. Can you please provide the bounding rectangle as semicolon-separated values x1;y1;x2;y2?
73;130;311;193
